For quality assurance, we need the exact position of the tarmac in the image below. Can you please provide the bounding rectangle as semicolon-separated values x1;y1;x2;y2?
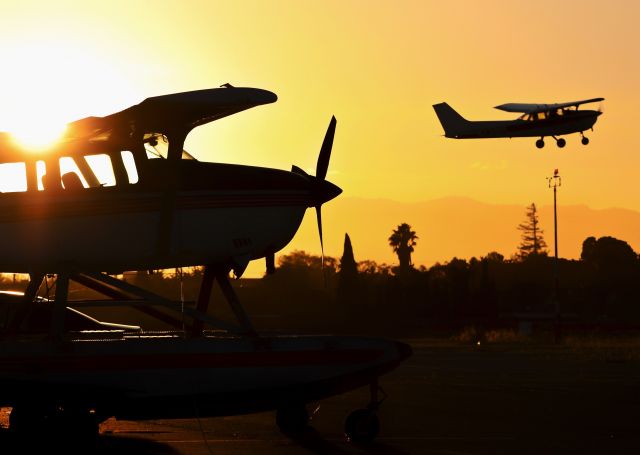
2;338;640;454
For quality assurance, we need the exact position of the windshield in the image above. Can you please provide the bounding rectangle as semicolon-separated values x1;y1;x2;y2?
143;133;196;160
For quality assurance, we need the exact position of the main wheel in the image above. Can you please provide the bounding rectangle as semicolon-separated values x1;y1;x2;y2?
276;404;309;435
535;139;545;149
344;408;380;443
556;138;566;148
581;136;589;145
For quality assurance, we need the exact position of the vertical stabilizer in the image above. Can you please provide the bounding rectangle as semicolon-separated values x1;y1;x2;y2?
432;103;471;138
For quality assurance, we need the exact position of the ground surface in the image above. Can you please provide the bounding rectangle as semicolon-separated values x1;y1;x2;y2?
1;338;639;454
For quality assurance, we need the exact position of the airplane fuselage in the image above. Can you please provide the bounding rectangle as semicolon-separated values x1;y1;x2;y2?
0;159;332;274
445;109;601;139
0;86;345;276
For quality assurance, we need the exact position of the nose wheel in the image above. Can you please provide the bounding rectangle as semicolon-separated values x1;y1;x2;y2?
581;133;590;145
535;138;545;149
344;380;386;443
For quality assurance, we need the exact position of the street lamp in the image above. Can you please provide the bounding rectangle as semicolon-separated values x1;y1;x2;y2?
547;169;561;342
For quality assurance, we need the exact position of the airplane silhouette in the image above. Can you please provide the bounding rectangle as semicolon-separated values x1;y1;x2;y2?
0;86;411;445
433;98;604;148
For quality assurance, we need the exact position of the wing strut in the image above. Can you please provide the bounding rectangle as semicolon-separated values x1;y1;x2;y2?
15;271;258;341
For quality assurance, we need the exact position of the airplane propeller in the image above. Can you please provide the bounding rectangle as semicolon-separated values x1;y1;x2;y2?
290;116;341;270
315;116;337;265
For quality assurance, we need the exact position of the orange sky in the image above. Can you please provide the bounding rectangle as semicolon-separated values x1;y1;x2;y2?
0;1;638;272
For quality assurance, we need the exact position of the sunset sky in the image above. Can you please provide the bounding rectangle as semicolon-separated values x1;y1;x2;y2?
0;1;638;271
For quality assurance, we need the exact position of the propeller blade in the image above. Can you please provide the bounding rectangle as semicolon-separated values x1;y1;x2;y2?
316;116;336;180
315;205;324;270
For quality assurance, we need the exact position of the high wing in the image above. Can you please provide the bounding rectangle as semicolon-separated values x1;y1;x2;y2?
64;86;278;143
494;97;604;114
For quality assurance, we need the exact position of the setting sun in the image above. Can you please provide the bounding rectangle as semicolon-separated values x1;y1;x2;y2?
0;38;140;148
10;122;67;151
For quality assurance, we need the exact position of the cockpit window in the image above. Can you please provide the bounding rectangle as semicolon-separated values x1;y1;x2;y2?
0;162;28;192
36;161;46;191
181;149;197;160
143;133;197;161
84;154;116;187
59;157;89;188
144;133;169;159
121;151;139;184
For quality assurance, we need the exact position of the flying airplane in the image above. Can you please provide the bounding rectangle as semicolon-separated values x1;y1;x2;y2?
0;85;411;445
433;98;604;148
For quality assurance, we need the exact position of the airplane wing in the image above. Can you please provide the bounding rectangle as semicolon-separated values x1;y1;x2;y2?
494;98;604;114
65;86;278;143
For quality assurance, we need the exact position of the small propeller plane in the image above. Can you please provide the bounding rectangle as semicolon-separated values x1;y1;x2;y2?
433;97;604;148
0;85;411;445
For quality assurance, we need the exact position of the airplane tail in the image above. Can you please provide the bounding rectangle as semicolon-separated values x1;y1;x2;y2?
432;103;471;138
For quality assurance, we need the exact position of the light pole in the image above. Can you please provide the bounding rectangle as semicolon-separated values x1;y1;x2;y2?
547;169;561;342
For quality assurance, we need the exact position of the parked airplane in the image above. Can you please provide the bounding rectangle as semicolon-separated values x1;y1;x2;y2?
0;85;411;445
433;98;604;148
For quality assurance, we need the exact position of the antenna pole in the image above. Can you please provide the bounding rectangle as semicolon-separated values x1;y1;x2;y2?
547;170;562;343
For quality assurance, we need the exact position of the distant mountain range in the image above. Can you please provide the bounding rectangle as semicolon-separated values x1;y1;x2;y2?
243;196;640;277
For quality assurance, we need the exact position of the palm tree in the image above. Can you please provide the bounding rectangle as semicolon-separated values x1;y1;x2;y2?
388;223;418;273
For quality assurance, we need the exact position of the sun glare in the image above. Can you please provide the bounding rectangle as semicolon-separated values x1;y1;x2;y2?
0;39;139;151
10;122;67;151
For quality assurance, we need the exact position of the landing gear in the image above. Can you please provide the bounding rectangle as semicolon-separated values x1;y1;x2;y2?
276;404;310;435
344;380;386;443
535;138;545;149
552;136;566;148
345;408;379;443
581;132;590;145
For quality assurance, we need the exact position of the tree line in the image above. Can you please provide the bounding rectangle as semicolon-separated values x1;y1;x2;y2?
260;202;640;334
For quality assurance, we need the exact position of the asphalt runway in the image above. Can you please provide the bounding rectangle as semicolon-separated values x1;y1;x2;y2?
2;339;640;454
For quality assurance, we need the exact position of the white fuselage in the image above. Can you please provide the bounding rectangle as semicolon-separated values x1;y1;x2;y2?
0;160;319;274
0;190;305;273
